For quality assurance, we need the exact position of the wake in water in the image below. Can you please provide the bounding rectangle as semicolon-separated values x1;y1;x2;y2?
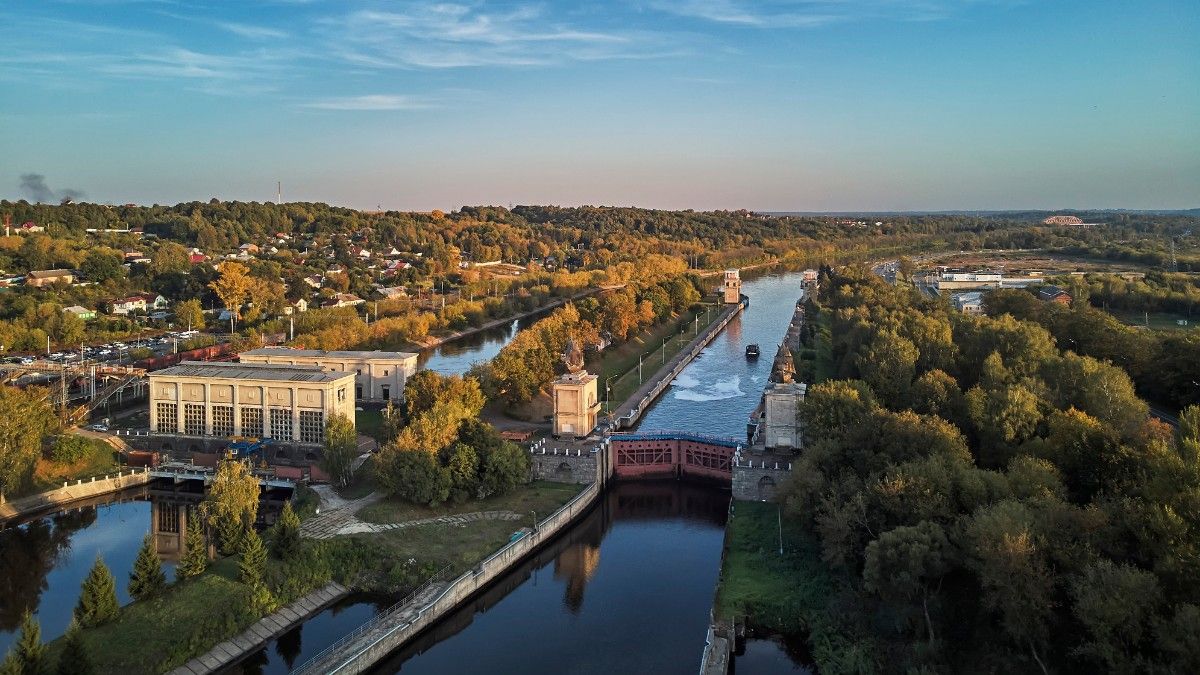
673;373;744;402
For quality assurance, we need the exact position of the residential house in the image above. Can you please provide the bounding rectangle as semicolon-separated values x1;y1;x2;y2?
323;293;365;309
188;249;207;264
26;269;75;287
139;293;169;310
1037;285;1072;306
952;291;985;315
111;295;148;314
239;243;260;254
283;298;308;315
303;275;323;289
63;305;97;321
377;286;407;299
17;222;45;234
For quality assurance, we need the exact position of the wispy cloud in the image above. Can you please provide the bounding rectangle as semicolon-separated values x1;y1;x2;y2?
316;3;679;69
216;21;290;40
299;94;437;111
647;0;1000;27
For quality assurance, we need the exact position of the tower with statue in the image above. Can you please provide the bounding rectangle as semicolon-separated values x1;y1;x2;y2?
551;338;600;439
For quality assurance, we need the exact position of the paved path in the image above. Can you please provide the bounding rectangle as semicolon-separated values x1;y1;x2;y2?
166;581;349;675
299;487;384;539
337;510;522;536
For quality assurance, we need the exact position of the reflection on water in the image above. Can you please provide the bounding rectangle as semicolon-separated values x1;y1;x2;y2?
734;636;816;675
417;312;549;376
0;494;177;654
232;595;392;674
369;482;729;675
0;478;288;655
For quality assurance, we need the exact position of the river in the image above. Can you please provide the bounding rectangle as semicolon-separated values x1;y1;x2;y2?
288;270;810;675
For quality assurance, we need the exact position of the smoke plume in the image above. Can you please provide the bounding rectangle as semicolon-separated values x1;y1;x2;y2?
19;173;86;204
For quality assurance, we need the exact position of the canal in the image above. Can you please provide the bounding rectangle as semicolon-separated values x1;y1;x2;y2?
297;270;811;675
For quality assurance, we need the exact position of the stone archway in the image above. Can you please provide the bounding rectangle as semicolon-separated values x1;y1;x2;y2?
757;475;776;501
556;462;573;481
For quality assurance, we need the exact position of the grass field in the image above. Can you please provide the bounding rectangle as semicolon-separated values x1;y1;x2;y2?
357;480;582;526
355;408;386;442
590;303;722;414
1110;310;1197;331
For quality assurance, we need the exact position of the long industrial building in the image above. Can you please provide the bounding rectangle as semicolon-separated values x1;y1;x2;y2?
147;361;356;462
238;348;418;403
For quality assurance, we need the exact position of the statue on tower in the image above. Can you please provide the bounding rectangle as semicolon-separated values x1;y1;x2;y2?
562;337;585;374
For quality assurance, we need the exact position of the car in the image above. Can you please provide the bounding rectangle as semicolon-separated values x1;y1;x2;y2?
89;423;109;432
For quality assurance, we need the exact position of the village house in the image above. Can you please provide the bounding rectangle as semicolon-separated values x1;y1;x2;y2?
63;305;97;321
1038;285;1073;306
26;269;75;288
323;293;365;309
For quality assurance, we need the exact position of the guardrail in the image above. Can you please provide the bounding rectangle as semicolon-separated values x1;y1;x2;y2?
291;565;452;675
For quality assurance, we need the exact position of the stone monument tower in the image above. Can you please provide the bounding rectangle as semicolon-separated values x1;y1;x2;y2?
552;338;600;438
763;343;805;449
723;269;742;304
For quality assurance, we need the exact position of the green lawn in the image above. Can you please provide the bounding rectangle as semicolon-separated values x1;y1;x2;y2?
355;408;386;442
357;480;582;525
590;304;722;414
336;456;378;500
1110;310;1198;331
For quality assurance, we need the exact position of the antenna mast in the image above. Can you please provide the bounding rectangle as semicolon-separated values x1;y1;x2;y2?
276;181;282;205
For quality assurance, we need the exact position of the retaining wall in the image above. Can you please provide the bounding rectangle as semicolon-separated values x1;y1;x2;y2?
528;443;598;484
308;480;603;674
0;468;153;526
731;456;793;502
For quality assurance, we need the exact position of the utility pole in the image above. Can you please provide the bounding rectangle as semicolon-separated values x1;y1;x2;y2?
638;353;643;384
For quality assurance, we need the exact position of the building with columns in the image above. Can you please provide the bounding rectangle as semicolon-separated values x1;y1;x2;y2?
147;361;355;463
238;348;418;403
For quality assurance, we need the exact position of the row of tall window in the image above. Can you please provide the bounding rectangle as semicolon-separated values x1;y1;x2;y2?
153;404;324;444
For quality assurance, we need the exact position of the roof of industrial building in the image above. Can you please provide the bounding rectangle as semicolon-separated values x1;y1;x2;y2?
150;361;354;383
239;348;418;361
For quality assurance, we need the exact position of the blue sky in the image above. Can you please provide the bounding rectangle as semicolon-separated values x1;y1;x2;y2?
1;0;1197;211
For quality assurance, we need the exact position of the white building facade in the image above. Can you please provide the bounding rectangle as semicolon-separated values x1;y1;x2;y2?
238;348;418;403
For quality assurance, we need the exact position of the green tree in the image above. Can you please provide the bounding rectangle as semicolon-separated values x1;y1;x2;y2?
0;387;57;501
799;379;875;439
321;413;357;488
1070;559;1161;672
74;556;118;628
55;622;94;675
403;371;485;420
445;442;479;500
49;436;91;464
863;521;951;642
128;534;166;600
857;331;919;408
377;446;450;505
204;460;259;555
177;516;209;579
269;501;301;560
79;247;125;283
173;298;205;331
4;611;48;675
480;441;530;497
238;529;267;587
147;241;190;278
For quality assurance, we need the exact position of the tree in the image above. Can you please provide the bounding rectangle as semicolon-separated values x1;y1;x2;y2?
177;516;209;579
321;413;357;488
74;556;118;628
147;241;190;278
4;611;48;675
377;446;450;505
403;371;485;420
50;435;91;464
238;529;267;587
79;247;125;283
0;387;57;501
445;442;479;500
799;380;875;440
204;460;259;555
174;298;205;331
208;262;252;329
1070;559;1161;671
55;621;94;675
128;534;166;600
270;501;301;560
857;331;919;408
863;521;951;642
480;441;530;497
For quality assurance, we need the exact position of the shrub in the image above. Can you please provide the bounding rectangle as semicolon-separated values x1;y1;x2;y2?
50;436;92;464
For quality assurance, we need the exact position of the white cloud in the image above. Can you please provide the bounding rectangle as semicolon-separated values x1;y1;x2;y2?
217;22;290;40
646;0;1002;27
299;94;437;111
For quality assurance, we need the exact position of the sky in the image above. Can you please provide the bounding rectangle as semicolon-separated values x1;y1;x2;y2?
1;0;1197;212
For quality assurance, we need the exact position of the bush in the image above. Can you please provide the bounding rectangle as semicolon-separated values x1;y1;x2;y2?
481;441;531;497
50;435;92;464
379;447;450;505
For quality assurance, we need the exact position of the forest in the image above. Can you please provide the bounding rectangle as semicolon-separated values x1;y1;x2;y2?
785;268;1200;673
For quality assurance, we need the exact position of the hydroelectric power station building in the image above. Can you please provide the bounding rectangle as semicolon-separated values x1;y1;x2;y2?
238;347;418;403
146;361;356;462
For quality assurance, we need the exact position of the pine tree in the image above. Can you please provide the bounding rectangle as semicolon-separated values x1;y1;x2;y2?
238;529;267;587
12;611;48;675
56;622;94;675
0;653;18;675
177;516;209;579
270;501;301;560
128;534;166;600
74;556;119;628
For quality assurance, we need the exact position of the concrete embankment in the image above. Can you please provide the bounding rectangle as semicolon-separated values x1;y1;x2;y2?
166;581;349;675
293;481;603;675
611;301;744;430
0;468;153;527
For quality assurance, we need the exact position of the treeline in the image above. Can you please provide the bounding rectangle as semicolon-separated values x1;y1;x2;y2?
472;276;705;406
1055;271;1200;316
985;288;1200;410
784;268;1200;673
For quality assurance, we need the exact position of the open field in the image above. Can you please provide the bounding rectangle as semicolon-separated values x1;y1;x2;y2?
1109;309;1198;331
917;249;1155;275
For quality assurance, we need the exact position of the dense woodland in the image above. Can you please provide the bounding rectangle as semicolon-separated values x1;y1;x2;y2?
787;268;1200;673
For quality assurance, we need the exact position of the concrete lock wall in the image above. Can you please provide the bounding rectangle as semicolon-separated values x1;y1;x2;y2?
334;480;604;674
528;446;599;484
732;461;792;502
0;469;153;526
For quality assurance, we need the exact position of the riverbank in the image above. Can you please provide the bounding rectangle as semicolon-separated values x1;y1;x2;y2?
0;467;151;526
405;286;608;350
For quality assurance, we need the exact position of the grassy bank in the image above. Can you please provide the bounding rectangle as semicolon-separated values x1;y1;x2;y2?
358;480;581;525
21;436;120;497
716;501;876;673
591;303;723;414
